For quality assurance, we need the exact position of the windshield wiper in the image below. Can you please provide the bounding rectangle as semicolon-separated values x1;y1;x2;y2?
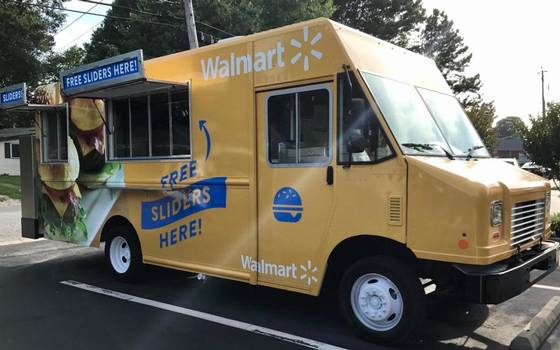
401;143;454;160
465;145;485;160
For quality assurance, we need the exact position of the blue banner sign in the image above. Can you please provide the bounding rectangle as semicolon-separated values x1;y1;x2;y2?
0;83;26;109
60;50;144;96
141;177;227;230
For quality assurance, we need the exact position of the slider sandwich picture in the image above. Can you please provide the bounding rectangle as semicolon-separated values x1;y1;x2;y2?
39;138;87;243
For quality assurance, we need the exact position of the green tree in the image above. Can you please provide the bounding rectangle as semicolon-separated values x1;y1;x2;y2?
523;102;560;180
259;0;334;31
413;9;481;103
0;0;65;87
332;0;425;47
494;116;527;139
43;46;85;83
84;0;334;63
332;3;481;105
465;100;498;153
0;0;66;128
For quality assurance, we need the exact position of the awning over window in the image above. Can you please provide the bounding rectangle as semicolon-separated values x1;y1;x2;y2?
59;49;186;99
9;103;67;112
0;82;27;110
0;83;67;112
63;79;187;99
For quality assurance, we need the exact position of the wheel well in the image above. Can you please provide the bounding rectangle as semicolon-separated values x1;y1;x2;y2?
100;216;136;243
321;235;418;295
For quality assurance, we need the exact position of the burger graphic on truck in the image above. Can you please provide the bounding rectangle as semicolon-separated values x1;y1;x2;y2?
39;138;87;243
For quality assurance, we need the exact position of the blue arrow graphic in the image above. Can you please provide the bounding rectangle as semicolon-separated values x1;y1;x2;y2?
198;120;211;160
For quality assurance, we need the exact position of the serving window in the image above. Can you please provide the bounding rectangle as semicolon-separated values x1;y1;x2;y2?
108;86;190;160
40;106;69;163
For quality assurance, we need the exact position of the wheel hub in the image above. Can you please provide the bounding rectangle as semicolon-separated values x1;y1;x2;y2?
351;273;404;331
110;236;131;274
359;285;391;321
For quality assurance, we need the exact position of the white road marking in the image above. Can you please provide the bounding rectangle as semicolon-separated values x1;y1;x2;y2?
533;284;560;292
60;280;347;350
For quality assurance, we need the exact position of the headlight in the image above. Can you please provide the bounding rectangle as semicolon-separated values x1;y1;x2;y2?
491;201;503;227
545;192;551;215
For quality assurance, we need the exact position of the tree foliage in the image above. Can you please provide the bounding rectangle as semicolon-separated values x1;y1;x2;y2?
0;0;65;87
494;116;527;139
43;46;85;83
332;0;425;47
0;0;66;128
523;102;560;180
412;9;481;103
84;0;334;63
465;100;498;152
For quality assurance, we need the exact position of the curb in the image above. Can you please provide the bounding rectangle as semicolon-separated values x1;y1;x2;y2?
510;296;560;350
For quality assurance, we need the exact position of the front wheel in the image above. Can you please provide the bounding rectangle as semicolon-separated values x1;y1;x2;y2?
339;256;425;345
105;226;143;281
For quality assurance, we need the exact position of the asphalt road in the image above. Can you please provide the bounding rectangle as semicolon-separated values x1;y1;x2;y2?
1;240;560;350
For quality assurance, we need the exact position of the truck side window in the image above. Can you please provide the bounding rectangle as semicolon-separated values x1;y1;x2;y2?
109;87;190;159
267;86;330;165
41;107;68;163
171;89;190;156
113;98;130;158
337;73;393;164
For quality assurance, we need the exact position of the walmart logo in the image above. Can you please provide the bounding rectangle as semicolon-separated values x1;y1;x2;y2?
201;26;324;80
290;26;323;72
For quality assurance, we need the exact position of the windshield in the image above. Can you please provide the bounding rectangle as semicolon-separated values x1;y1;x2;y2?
362;72;489;158
418;88;489;157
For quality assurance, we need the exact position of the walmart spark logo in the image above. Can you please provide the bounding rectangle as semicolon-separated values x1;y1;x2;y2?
290;26;323;71
300;260;318;286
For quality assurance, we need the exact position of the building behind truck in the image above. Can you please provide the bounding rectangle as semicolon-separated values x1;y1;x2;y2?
1;18;557;345
0;127;34;175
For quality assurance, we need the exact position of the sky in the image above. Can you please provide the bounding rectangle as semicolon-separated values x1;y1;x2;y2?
53;0;110;52
54;0;560;123
421;0;560;123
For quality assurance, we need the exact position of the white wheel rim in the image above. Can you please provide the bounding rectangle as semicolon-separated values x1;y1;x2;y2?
350;273;404;332
109;236;131;274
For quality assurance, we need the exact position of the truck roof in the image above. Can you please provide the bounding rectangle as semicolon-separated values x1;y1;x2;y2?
143;17;451;94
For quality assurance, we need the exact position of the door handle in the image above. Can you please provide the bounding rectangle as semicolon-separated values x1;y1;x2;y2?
326;166;334;185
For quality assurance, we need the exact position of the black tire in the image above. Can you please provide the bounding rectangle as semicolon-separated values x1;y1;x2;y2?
104;225;143;281
339;256;425;345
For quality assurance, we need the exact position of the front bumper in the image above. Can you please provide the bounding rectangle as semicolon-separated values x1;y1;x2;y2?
452;241;559;304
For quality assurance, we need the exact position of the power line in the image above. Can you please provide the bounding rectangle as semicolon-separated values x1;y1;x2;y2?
77;0;235;37
10;1;184;29
59;18;105;51
8;0;218;49
55;1;99;35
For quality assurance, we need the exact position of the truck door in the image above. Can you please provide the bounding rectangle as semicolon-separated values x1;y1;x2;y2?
256;82;334;292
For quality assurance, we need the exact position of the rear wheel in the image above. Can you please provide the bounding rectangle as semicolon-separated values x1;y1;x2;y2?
104;226;143;280
339;256;425;345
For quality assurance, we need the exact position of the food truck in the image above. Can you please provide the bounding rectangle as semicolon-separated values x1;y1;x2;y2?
7;18;559;344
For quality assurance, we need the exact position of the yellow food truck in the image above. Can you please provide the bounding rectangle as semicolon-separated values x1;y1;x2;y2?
7;18;558;344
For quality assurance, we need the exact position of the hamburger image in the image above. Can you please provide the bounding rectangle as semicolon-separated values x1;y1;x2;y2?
39;137;87;243
70;98;106;172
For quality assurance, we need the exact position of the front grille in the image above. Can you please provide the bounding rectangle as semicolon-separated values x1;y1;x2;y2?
510;199;545;246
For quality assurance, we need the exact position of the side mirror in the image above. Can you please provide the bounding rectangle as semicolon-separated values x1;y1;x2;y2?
348;132;366;154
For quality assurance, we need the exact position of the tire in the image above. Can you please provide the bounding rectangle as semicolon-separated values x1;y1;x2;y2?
104;226;143;281
339;256;425;345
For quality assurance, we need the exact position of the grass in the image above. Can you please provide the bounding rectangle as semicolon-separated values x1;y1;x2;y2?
0;175;21;200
